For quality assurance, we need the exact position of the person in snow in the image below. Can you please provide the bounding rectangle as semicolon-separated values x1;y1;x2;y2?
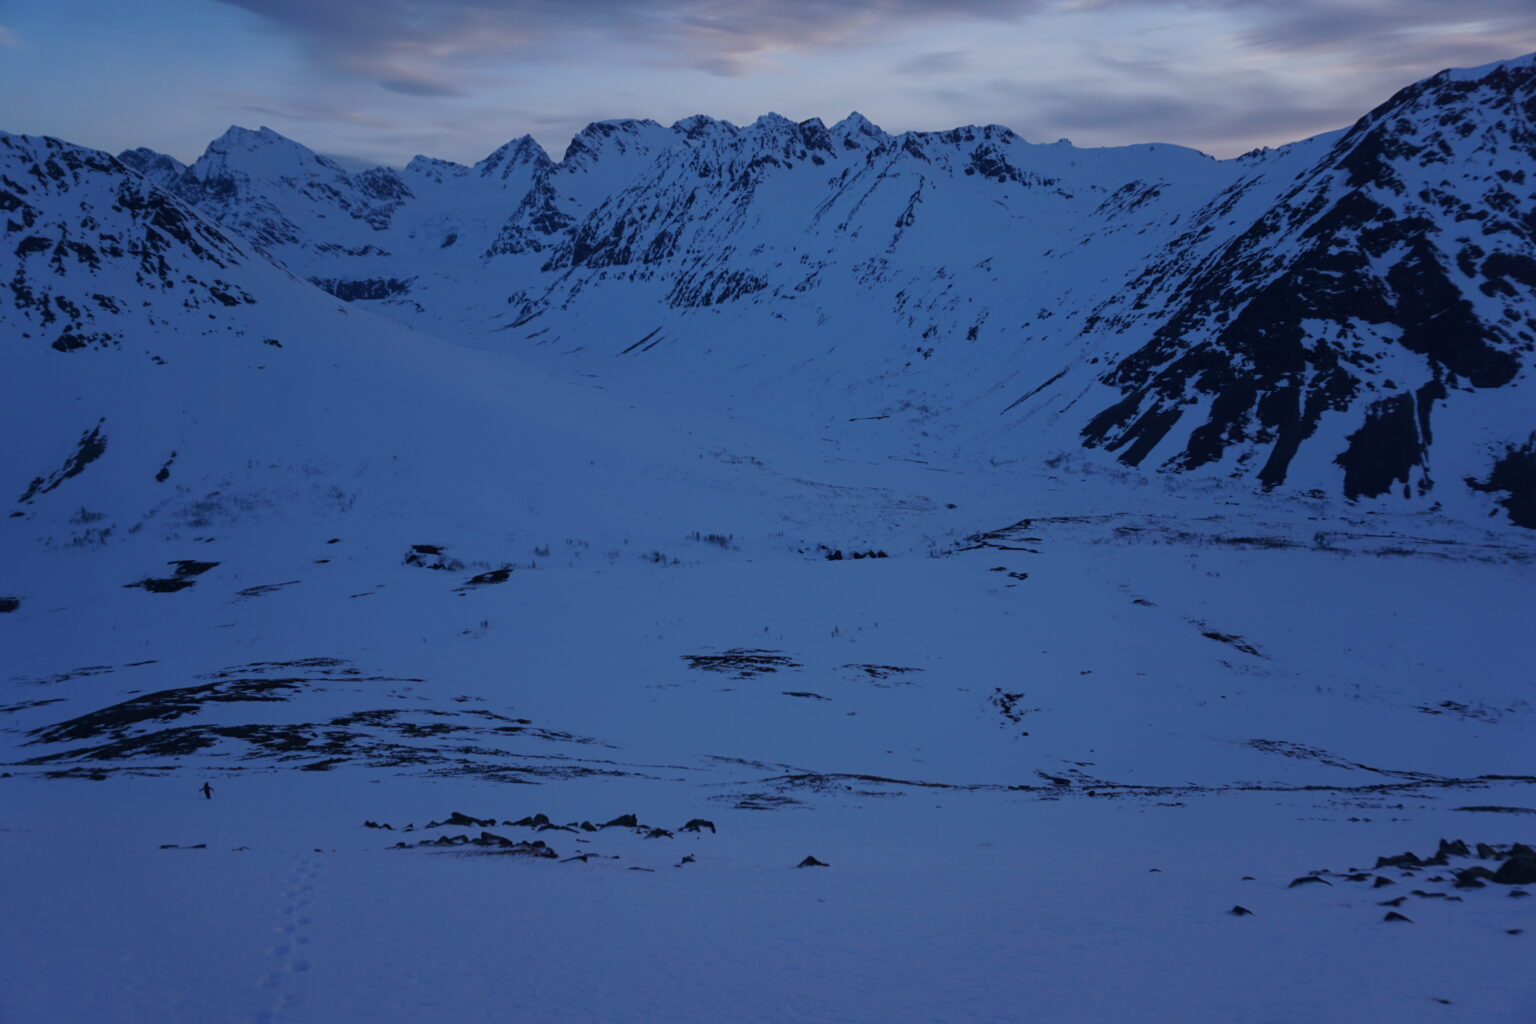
200;781;213;800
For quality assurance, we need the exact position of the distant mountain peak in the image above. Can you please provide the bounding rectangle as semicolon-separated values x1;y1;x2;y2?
831;112;887;147
588;118;664;131
209;124;295;150
404;154;469;180
671;115;736;139
116;146;187;188
833;111;879;132
474;134;552;181
558;118;676;174
188;124;344;183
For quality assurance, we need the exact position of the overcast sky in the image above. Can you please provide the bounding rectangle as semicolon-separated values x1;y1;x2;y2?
1;0;1533;167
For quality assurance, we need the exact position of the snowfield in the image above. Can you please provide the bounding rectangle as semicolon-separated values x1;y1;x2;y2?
5;465;1533;1022
3;53;1535;1024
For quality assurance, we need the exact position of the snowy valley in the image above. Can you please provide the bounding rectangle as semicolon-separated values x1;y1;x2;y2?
2;52;1535;1024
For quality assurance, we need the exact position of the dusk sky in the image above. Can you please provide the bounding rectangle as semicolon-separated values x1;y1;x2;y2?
2;0;1534;167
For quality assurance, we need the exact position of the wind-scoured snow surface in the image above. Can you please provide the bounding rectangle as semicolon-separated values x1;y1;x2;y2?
2;55;1534;1024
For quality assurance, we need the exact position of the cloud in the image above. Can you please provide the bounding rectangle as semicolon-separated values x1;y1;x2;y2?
1230;0;1536;61
901;1;1536;155
236;96;410;130
1070;0;1536;70
376;73;466;98
214;0;1040;84
896;50;969;75
72;0;1529;167
0;24;21;48
208;0;1536;116
1029;86;1356;147
924;59;1378;156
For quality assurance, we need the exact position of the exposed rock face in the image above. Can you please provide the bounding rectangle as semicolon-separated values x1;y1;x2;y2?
2;132;255;358
1081;58;1536;498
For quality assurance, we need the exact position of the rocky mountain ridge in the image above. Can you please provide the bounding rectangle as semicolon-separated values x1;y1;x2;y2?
6;52;1534;530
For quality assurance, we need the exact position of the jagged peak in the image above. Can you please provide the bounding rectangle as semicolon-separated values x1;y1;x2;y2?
189;124;342;181
208;125;298;150
748;112;796;131
118;146;184;166
474;134;553;180
671;115;738;139
1441;48;1536;83
576;118;666;138
832;112;884;136
404;154;469;178
117;147;188;186
558;118;674;171
1376;48;1536;117
908;123;1022;147
0;132;125;180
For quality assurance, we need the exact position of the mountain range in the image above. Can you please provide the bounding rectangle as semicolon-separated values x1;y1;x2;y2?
62;51;1527;533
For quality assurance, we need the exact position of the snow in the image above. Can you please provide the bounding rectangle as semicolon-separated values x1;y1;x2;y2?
7;778;1534;1023
3;51;1536;1024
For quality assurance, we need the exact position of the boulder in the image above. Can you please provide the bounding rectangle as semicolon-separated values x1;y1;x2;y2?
1375;852;1421;869
509;813;551;827
1288;875;1331;888
1492;856;1536;885
1437;838;1471;859
1454;866;1496;888
444;811;495;828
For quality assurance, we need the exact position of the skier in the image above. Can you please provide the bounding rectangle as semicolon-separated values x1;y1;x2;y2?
199;781;213;801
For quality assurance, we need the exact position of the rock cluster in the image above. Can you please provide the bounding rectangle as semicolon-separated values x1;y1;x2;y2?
1276;837;1536;925
1373;838;1536;887
374;809;721;866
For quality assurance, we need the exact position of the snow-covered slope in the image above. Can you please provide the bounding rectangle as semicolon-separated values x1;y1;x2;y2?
144;55;1536;527
0;130;914;571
